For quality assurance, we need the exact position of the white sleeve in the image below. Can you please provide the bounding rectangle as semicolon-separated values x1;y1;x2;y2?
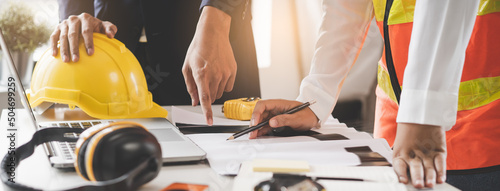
396;0;479;130
296;0;375;126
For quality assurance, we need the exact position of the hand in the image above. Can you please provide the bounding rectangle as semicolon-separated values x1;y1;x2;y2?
392;123;447;188
182;6;236;125
248;99;319;139
50;13;117;62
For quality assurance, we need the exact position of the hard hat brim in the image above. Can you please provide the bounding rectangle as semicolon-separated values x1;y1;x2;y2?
125;102;168;119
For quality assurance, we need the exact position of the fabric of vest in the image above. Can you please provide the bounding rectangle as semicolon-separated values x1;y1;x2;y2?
372;0;500;171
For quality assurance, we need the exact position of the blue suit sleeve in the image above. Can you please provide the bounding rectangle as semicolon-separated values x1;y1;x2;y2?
57;0;94;21
200;0;249;18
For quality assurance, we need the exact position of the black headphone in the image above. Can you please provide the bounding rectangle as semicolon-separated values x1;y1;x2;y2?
1;122;162;191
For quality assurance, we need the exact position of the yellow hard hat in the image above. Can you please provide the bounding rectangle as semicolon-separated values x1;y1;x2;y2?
27;33;168;119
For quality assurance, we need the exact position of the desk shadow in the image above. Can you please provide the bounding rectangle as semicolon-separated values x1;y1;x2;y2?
177;123;250;134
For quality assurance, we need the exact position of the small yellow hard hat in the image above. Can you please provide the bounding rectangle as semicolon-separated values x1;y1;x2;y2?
27;33;168;119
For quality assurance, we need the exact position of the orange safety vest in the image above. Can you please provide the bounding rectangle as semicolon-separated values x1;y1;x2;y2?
372;0;500;171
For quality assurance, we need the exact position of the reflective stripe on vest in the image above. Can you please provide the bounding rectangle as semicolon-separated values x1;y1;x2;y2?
373;0;500;25
373;0;500;170
374;0;500;110
378;64;500;111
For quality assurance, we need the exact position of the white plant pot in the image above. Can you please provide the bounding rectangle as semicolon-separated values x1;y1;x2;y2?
1;51;34;87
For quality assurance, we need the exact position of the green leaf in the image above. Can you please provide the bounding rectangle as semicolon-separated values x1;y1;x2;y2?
0;2;52;52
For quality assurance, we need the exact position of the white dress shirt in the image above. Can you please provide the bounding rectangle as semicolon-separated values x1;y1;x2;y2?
296;0;479;130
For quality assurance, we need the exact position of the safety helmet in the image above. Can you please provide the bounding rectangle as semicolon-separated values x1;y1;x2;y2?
27;33;168;119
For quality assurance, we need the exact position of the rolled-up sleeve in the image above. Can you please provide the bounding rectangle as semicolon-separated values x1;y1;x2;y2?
396;0;479;130
296;0;376;126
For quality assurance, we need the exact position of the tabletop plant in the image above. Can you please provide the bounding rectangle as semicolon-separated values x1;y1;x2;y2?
0;2;52;52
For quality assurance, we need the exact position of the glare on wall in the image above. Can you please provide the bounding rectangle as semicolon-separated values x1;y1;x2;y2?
252;0;272;68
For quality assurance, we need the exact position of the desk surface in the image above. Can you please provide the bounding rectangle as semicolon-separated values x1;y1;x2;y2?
0;106;458;191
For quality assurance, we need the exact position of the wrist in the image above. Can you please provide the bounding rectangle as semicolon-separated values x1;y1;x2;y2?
198;6;231;37
395;123;446;146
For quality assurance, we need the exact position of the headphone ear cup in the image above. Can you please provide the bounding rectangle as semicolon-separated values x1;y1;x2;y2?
87;127;162;185
75;133;96;180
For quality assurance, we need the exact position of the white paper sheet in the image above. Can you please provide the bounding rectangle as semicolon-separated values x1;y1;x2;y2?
307;166;399;183
234;161;459;191
171;106;249;126
323;115;341;125
186;133;392;175
233;162;406;191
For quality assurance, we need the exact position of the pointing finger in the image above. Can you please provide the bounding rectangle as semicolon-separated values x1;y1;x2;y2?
196;76;213;125
182;65;199;106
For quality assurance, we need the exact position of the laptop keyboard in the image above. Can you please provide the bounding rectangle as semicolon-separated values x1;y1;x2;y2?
39;121;114;161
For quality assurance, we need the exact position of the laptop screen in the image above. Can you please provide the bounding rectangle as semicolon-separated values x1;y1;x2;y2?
0;28;39;128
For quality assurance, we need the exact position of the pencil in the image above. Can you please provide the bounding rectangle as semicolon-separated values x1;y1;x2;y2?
226;100;316;140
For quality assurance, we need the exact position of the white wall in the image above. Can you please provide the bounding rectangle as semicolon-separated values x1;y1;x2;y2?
253;0;309;100
253;0;382;102
294;0;323;78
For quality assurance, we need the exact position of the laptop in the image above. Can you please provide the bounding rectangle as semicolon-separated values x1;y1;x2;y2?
0;28;206;168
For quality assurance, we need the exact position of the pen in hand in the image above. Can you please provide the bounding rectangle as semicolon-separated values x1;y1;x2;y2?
226;100;316;140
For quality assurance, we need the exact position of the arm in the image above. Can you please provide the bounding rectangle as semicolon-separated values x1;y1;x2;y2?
183;0;249;125
393;0;479;188
249;0;375;137
296;0;377;126
182;6;234;125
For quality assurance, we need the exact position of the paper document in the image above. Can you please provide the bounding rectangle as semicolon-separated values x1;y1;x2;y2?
251;159;310;173
322;115;341;125
172;106;249;126
186;133;392;175
234;161;459;191
233;162;406;191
